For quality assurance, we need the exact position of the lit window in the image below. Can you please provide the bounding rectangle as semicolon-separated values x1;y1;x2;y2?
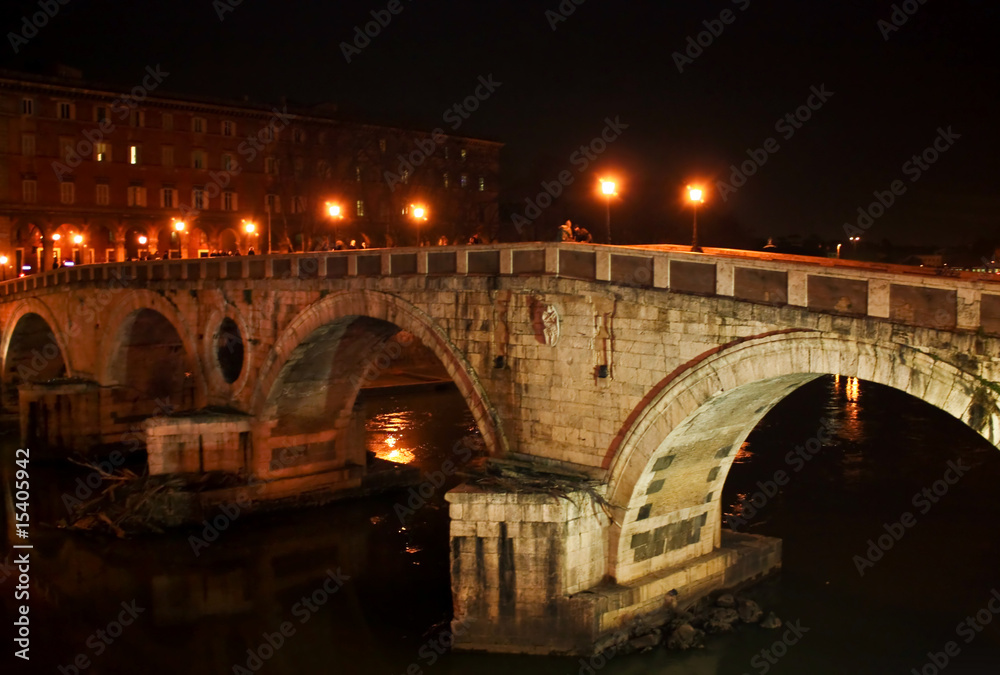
129;145;141;165
22;180;37;203
266;194;280;213
222;120;235;136
355;166;362;182
58;102;74;120
127;186;147;207
192;150;206;169
161;187;175;208
265;157;277;174
443;172;449;188
223;191;237;211
95;142;111;162
21;134;35;157
460;149;467;162
162;145;174;167
478;176;486;192
356;200;365;217
401;169;409;184
21;98;34;116
162;113;173;131
192;117;205;133
60;182;75;205
193;189;205;210
460;173;468;188
96;184;110;206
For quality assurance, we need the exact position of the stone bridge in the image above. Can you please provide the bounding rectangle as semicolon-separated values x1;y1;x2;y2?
4;242;1000;654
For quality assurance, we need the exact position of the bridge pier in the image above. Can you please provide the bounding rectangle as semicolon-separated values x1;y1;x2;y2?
446;482;782;655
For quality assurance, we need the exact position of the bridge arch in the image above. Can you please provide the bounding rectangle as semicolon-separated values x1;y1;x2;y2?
0;299;73;408
605;330;1000;584
98;290;207;411
252;289;506;457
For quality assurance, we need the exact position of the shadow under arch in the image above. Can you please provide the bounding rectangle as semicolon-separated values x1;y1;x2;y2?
0;299;73;408
604;330;1000;584
252;289;507;459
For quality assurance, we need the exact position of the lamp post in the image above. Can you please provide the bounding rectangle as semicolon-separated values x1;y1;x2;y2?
174;220;186;258
326;202;344;247
849;235;860;257
687;185;705;252
0;256;7;282
410;204;428;246
243;220;258;253
600;179;617;245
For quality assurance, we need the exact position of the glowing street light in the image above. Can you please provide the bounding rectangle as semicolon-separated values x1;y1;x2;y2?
327;202;343;219
138;235;148;245
73;234;83;245
243;221;257;234
0;255;7;282
173;220;186;258
52;233;61;241
687;185;705;252
410;205;428;246
600;178;618;245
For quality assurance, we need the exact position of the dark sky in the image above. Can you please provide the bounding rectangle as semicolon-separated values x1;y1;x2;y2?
2;0;998;247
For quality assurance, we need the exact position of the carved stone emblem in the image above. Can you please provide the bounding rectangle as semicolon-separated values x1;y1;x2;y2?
540;304;560;346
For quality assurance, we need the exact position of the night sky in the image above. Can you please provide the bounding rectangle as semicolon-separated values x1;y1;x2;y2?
1;0;998;247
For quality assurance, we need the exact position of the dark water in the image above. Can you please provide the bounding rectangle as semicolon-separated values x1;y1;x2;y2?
3;378;1000;673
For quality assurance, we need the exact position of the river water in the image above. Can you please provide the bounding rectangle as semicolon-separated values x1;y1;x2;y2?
3;377;1000;673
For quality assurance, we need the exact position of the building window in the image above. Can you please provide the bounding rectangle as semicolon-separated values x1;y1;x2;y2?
222;153;234;171
443;172;450;188
292;128;305;143
401;169;410;184
460;173;468;188
22;180;37;203
129;145;141;165
378;139;387;153
355;166;362;182
192;117;205;133
131;111;145;127
60;182;75;205
21;134;35;157
162;113;173;131
58;102;74;120
21;98;34;116
95;106;108;123
161;187;175;208
356;200;365;217
222;191;237;211
264;156;277;174
193;189;205;210
293;157;304;175
222;120;235;136
162;145;174;168
127;186;147;207
291;196;306;214
96;184;110;206
460;149;467;162
192;150;206;169
443;147;450;160
266;194;280;213
95;142;111;162
478;176;486;192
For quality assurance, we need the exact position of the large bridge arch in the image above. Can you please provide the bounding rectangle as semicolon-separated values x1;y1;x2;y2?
0;299;74;407
251;289;507;458
605;330;1000;584
98;290;207;411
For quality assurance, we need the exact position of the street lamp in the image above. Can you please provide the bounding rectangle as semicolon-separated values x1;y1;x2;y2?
326;202;344;246
687;185;705;252
600;179;617;244
0;255;7;282
174;220;186;258
410;204;428;245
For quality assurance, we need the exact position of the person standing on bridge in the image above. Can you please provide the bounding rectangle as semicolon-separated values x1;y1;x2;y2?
558;220;574;242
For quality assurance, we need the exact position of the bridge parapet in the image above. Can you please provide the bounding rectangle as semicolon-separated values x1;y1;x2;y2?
4;243;999;333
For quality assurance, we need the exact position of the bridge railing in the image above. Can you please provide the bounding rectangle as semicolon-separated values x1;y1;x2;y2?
4;243;1000;333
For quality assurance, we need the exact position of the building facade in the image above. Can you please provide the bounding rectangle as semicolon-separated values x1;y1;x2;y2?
0;69;501;274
